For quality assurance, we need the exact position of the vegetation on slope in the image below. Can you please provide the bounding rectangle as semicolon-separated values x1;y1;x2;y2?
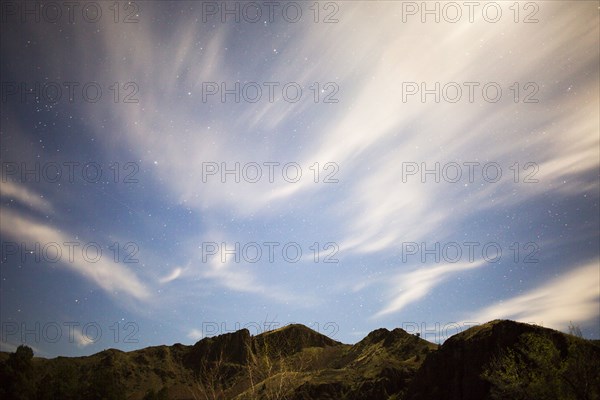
1;320;598;400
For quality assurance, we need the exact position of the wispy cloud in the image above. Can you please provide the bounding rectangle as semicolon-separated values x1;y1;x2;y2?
55;2;594;255
466;261;600;331
72;329;95;348
188;237;315;306
0;181;54;214
0;207;151;302
89;2;597;306
159;267;183;284
374;260;486;318
7;2;596;327
187;329;203;341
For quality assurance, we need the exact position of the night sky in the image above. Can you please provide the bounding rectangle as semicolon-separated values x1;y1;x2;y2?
1;1;598;358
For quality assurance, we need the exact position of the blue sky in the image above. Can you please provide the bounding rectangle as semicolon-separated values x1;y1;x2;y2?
1;1;598;358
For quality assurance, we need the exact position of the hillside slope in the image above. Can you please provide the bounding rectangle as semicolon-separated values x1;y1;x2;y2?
407;320;600;400
0;320;598;400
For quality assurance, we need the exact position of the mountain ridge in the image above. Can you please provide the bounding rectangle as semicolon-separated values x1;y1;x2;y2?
1;320;598;399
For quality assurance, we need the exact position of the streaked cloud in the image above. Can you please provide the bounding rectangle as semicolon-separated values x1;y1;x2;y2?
467;261;600;331
89;1;597;313
0;181;53;214
0;207;151;302
374;260;486;318
1;1;597;355
81;1;598;258
159;267;183;284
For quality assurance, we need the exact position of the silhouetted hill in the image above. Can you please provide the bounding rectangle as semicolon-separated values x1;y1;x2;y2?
1;320;598;399
254;323;341;356
407;320;600;400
